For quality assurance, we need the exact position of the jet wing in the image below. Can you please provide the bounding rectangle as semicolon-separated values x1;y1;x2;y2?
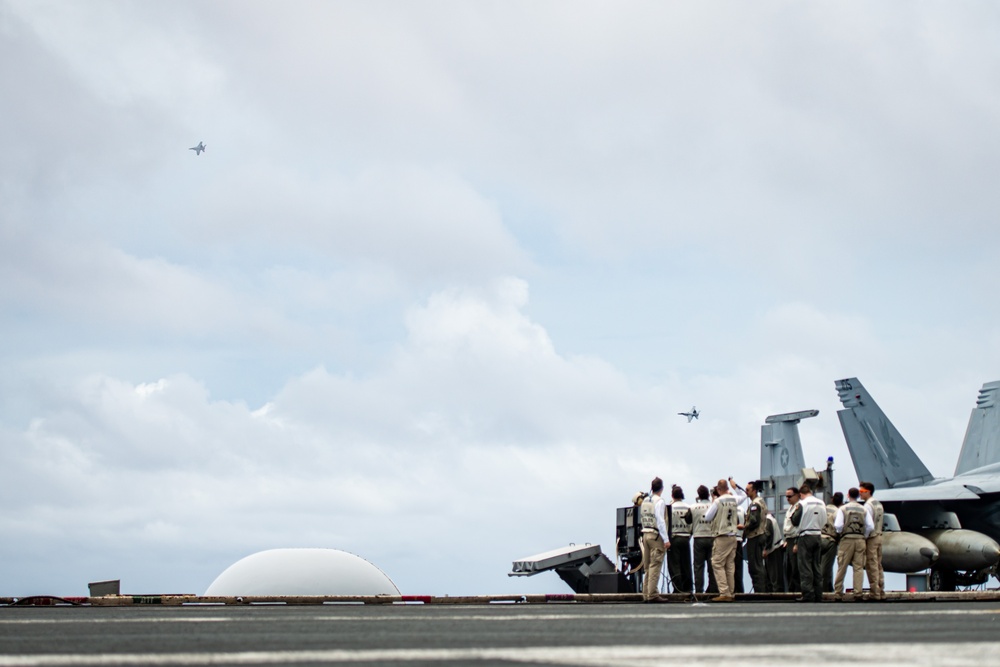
878;483;982;502
952;475;1000;496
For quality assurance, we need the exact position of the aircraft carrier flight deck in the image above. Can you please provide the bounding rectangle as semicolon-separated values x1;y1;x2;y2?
1;600;998;666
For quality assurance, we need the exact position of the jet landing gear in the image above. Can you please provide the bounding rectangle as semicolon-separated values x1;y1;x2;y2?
929;567;957;592
929;567;992;591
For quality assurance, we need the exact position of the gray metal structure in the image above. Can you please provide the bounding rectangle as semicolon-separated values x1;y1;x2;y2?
509;544;619;594
835;377;1000;589
759;409;831;530
758;407;939;575
87;580;120;597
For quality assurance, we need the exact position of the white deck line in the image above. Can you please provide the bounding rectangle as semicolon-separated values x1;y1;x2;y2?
0;642;998;666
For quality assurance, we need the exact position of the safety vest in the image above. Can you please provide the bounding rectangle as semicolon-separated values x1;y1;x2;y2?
640;496;658;532
783;502;800;539
745;496;768;539
710;495;739;537
690;500;714;538
797;495;827;534
670;501;692;537
766;514;783;550
841;501;866;538
822;504;839;540
866;498;884;537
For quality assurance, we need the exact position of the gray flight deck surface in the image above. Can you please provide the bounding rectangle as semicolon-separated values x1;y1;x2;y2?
1;602;999;666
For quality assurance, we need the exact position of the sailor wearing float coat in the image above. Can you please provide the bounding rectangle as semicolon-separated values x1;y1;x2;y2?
639;477;670;602
789;484;827;602
783;487;801;592
820;492;842;593
860;482;885;601
728;479;749;594
666;486;694;594
834;487;874;600
741;481;769;594
762;512;785;592
689;486;717;594
704;479;740;602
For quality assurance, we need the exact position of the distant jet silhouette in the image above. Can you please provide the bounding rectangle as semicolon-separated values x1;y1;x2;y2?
189;141;206;155
678;406;700;422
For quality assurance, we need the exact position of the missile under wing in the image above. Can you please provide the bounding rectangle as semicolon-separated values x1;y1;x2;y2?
835;377;1000;589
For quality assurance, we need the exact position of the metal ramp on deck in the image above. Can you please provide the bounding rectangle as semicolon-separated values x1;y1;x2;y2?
509;544;620;593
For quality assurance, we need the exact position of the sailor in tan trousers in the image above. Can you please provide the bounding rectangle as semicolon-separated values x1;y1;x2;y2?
639;477;670;602
860;481;885;601
704;479;740;602
834;487;874;601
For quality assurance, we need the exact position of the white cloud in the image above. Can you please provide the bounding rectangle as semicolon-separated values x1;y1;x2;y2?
1;273;995;596
0;236;300;343
6;1;221;107
195;163;529;282
3;1;1000;599
0;280;681;595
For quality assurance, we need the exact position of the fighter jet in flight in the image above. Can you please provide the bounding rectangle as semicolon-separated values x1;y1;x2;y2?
678;406;699;422
189;141;206;156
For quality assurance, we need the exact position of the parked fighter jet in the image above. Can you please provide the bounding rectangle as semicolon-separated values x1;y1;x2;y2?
678;406;699;422
189;141;206;155
759;408;940;577
835;377;1000;590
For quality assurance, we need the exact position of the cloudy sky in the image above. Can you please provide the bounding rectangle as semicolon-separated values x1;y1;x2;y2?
3;1;1000;597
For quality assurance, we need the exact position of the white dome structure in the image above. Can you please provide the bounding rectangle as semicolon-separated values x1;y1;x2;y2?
204;548;400;596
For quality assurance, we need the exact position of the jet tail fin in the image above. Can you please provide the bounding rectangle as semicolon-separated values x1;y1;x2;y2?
760;410;817;481
955;381;1000;475
835;378;934;488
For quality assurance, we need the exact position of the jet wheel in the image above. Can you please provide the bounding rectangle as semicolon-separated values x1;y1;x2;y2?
929;567;957;592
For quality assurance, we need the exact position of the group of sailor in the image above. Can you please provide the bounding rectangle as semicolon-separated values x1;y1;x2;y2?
636;476;885;602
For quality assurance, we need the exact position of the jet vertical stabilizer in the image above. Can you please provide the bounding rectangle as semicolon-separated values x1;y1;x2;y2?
835;378;934;489
760;410;822;530
760;410;817;480
955;381;1000;476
